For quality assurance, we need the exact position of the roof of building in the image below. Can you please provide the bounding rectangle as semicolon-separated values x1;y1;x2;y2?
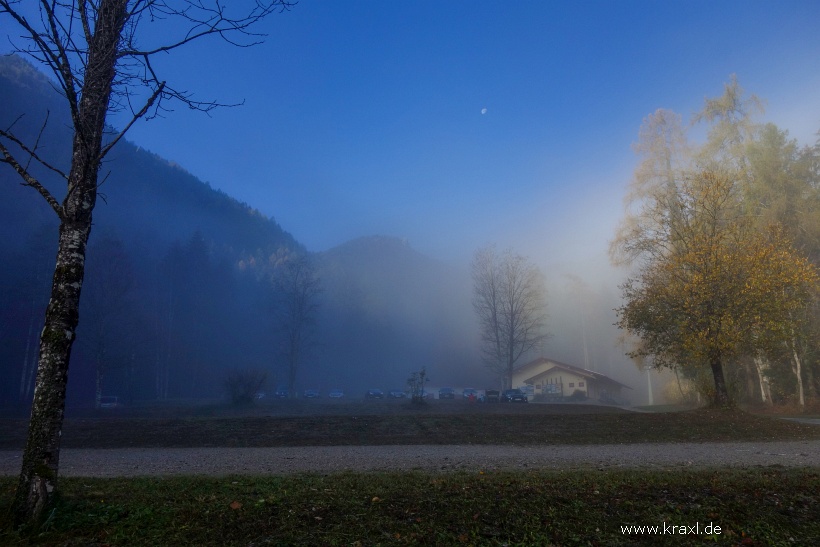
515;356;632;389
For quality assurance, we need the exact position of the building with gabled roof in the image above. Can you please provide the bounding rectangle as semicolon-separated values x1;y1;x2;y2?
512;357;631;402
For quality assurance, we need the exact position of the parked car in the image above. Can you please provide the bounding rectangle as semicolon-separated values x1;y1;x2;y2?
484;389;500;402
388;389;407;398
501;388;528;403
303;388;320;398
438;387;456;399
99;396;123;409
365;388;385;399
328;389;345;399
274;386;289;398
462;388;479;400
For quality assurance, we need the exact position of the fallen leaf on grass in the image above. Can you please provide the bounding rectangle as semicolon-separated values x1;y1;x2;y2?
229;501;242;510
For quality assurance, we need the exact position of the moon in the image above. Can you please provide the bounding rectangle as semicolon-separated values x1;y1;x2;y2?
481;107;487;115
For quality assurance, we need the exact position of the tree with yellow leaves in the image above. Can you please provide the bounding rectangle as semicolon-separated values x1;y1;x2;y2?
615;170;817;407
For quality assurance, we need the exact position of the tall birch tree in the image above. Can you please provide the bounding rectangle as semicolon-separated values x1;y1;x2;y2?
0;0;293;525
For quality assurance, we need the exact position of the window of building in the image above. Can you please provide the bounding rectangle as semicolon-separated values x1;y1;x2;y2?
579;382;585;387
569;382;575;388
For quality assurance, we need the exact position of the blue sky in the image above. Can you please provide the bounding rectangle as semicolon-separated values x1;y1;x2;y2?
7;1;820;272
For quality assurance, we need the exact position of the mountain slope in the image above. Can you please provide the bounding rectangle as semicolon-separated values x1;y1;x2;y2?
0;54;300;260
0;55;484;407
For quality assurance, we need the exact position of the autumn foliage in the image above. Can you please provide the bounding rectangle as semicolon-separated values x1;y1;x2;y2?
616;170;817;406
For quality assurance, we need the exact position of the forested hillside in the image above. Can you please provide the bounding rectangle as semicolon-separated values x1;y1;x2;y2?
0;55;479;410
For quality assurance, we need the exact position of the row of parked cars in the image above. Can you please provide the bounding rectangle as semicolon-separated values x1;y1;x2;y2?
438;387;529;402
271;388;410;399
269;387;530;402
270;387;343;399
365;388;411;399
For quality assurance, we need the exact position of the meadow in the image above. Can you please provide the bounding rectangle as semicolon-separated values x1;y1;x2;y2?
2;401;818;545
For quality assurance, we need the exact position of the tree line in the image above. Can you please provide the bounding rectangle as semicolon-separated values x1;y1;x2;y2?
1;226;318;408
612;77;820;409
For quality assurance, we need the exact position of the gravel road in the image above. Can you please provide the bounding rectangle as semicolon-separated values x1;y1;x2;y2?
2;440;819;477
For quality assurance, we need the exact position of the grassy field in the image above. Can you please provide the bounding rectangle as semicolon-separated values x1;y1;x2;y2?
2;401;819;449
2;402;819;545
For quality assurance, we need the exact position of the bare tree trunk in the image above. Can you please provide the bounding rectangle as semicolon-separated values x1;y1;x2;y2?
12;0;128;525
19;312;38;402
789;339;805;409
753;356;772;405
14;220;92;523
2;0;289;526
709;354;730;407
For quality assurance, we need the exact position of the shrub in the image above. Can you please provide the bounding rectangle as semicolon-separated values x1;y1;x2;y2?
224;369;267;406
568;389;587;402
407;367;429;404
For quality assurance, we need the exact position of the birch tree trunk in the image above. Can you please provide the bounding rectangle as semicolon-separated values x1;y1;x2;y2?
752;356;772;405
789;338;805;409
12;0;128;524
2;0;290;526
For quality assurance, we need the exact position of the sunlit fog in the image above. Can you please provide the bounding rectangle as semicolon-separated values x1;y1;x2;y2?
2;1;819;410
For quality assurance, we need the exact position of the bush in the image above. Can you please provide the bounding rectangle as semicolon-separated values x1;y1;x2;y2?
224;369;267;406
407;367;429;404
567;389;587;402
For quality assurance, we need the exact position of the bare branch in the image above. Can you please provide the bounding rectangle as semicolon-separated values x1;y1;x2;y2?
99;80;165;159
0;120;69;181
118;0;295;58
1;1;83;125
0;139;63;217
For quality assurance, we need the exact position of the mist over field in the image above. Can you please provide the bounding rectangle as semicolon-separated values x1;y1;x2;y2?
2;0;819;414
0;54;656;412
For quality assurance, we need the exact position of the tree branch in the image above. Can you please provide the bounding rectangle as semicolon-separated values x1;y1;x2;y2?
0;119;69;181
0;139;63;218
118;0;295;58
99;80;165;159
1;0;83;126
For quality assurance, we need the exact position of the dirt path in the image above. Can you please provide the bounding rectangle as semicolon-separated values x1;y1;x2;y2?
2;440;819;477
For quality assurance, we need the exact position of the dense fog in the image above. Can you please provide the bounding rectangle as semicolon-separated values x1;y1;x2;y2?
0;55;654;412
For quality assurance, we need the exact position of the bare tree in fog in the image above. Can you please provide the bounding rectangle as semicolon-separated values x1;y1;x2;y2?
471;246;549;389
0;0;293;525
271;251;322;397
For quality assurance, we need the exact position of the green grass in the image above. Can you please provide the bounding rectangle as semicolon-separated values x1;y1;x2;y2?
2;404;819;545
2;469;818;546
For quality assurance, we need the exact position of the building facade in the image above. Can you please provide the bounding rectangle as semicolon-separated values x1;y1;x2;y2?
512;357;631;403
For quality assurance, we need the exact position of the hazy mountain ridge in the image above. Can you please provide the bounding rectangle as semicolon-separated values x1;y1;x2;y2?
0;55;484;406
0;54;301;261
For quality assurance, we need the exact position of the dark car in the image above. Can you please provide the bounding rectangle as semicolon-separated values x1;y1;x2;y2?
303;388;320;398
328;389;345;399
388;389;407;398
365;388;385;399
274;386;289;398
502;388;528;403
438;387;456;399
484;389;500;402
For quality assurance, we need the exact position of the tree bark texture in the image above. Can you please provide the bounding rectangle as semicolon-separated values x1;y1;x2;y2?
789;338;805;408
13;0;129;525
753;356;772;405
709;354;730;408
